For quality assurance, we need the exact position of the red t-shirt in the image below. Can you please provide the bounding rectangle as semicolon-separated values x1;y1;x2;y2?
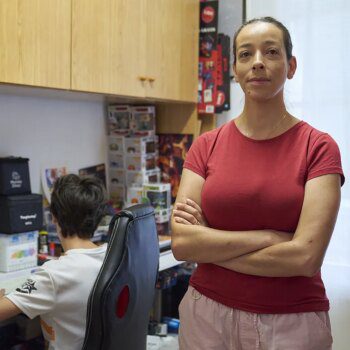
183;120;345;314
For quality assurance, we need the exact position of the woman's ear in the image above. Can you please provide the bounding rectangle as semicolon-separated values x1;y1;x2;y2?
287;56;297;79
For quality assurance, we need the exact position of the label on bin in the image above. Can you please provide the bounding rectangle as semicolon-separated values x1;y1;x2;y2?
10;171;23;189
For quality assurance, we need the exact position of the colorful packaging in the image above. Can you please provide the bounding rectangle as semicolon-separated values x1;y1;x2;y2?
126;169;161;187
124;135;157;155
215;34;231;113
107;105;131;136
198;0;219;114
0;231;38;272
130;106;156;136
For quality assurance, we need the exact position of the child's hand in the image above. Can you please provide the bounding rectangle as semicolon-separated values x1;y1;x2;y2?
0;289;5;298
173;199;208;227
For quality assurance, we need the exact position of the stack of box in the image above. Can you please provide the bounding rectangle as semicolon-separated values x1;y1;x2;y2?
108;134;127;206
107;105;132;207
124;135;160;186
0;157;43;272
107;105;160;207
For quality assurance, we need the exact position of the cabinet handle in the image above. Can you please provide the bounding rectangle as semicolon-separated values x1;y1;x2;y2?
148;77;155;82
138;76;148;82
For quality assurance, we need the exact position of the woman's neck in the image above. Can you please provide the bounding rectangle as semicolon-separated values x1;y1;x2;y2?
235;96;298;140
241;95;287;128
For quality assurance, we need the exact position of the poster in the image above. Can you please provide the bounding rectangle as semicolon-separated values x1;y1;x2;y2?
158;134;193;203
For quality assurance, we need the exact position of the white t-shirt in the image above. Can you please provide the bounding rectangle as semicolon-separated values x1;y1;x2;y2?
6;244;107;350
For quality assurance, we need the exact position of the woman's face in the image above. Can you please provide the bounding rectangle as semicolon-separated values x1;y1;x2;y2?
233;22;296;102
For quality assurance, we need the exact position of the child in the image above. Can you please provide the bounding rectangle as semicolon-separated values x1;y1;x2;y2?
0;174;107;349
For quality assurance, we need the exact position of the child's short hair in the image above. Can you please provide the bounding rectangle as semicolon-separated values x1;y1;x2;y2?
50;174;106;239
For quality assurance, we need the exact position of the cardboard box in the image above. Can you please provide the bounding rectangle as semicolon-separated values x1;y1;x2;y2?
126;169;160;187
154;208;172;224
124;135;157;155
109;153;125;170
108;135;125;154
126;186;144;205
107;105;131;136
130;106;156;136
143;183;171;211
125;154;157;171
109;169;125;186
110;184;125;203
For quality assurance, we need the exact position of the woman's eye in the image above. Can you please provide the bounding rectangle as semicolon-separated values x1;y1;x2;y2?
239;51;250;58
267;48;279;55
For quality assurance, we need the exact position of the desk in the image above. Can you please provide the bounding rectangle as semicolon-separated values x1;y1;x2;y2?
159;250;183;271
158;237;184;271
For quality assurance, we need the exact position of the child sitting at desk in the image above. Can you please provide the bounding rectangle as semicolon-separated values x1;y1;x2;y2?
0;174;107;350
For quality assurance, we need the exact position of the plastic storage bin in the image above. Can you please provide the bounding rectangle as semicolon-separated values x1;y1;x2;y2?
0;194;43;233
0;157;31;195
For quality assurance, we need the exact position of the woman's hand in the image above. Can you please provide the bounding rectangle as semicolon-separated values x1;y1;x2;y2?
172;200;291;243
173;198;208;227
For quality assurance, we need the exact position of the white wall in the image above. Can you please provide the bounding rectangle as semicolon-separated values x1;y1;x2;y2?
0;85;107;194
245;2;350;349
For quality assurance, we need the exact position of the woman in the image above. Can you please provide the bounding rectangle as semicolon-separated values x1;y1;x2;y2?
172;17;345;350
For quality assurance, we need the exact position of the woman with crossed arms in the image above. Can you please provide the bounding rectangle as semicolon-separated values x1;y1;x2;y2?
172;17;345;350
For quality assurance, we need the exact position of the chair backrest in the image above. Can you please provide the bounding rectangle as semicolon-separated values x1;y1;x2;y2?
82;204;159;350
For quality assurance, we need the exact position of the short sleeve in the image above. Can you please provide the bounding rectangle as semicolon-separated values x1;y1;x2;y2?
307;133;345;186
5;268;56;319
183;133;209;178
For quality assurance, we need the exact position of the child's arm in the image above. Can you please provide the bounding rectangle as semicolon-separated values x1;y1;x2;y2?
0;290;22;322
2;268;56;322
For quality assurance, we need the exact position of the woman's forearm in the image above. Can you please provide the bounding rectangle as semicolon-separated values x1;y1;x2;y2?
171;221;292;263
216;240;311;277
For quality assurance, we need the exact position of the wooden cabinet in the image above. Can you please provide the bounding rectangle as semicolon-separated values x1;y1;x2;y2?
0;0;71;89
179;0;199;102
146;0;182;101
72;0;147;98
72;0;198;102
0;0;198;103
146;0;199;102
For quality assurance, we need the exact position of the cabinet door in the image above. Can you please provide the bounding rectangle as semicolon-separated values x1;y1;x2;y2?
0;0;71;89
146;0;182;101
72;0;146;97
146;0;199;102
179;0;199;102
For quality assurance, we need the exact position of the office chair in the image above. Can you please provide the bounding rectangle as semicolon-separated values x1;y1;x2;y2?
82;204;159;350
